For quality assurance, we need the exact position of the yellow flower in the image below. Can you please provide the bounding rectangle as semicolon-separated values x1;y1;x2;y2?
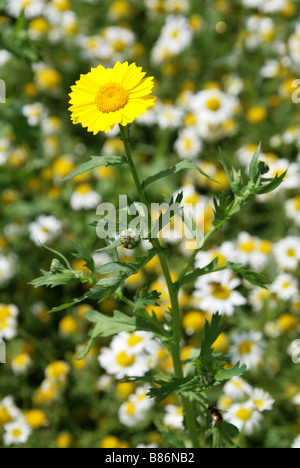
26;409;47;429
56;431;72;448
69;61;156;134
246;106;267;124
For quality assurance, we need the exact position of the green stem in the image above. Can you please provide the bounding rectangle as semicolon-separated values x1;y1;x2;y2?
119;124;199;448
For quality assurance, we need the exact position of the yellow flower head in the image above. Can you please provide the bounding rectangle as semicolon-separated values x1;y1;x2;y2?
69;61;156;134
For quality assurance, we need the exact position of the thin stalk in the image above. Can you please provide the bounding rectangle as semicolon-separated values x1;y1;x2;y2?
119;124;199;448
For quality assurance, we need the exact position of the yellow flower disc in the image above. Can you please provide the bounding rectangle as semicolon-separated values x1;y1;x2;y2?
69;61;156;134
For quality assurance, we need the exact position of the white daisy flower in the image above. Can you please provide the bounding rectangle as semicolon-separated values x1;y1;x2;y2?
165;0;190;13
270;273;298;301
189;88;239;126
22;102;47;126
0;137;11;165
0;254;18;286
223;376;253;400
6;0;45;18
110;331;159;357
156;15;193;56
102;26;136;63
193;270;247;316
11;353;32;375
291;435;300;448
95;374;114;392
163;405;184;429
70;184;102;211
0;396;23;425
226;402;262;435
28;215;62;246
118;399;144;427
289;24;300;64
3;419;32;446
248;286;272;312
156;102;184;130
248;388;275;412
229;330;265;370
0;317;17;340
195;241;238;269
98;344;150;380
285;196;300;226
0;50;12;67
174;127;203;159
118;384;154;427
273;236;300;271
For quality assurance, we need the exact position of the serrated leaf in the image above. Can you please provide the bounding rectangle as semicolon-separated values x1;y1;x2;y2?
251;170;287;195
133;287;161;311
215;362;247;382
147;377;191;403
142;159;218;190
85;309;169;341
200;313;226;367
212;192;234;228
63;155;125;181
70;241;95;274
29;270;87;289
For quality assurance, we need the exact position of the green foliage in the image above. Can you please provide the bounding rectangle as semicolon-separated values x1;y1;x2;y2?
63;155;126;181
141;159;218;190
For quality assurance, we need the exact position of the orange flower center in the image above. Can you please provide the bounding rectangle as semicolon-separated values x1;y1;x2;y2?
95;82;129;113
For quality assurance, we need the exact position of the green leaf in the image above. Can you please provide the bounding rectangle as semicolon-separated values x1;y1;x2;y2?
212;192;235;227
251;170;287;195
215;361;247;382
176;259;270;289
75;337;97;360
93;238;122;252
40;244;72;269
200;313;226;367
97;261;137;276
141;159;218;190
224;262;271;288
70;241;95;275
63;155;126;181
85;309;169;341
133;287;161;312
175;257;219;287
49;292;91;313
249;142;262;185
147;377;191;403
29;270;88;289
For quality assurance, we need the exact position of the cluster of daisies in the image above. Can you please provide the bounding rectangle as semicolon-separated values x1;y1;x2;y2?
217;376;275;436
